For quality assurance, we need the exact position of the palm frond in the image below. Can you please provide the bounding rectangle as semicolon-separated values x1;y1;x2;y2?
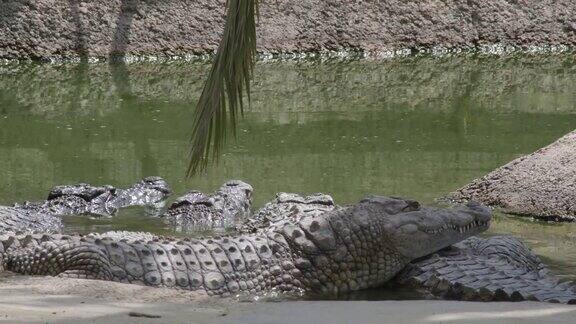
187;0;259;177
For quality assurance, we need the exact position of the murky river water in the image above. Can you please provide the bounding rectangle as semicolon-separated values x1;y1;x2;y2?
0;55;575;282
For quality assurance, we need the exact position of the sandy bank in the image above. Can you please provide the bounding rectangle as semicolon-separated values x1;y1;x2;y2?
449;130;576;221
1;273;576;324
0;273;223;323
1;0;576;60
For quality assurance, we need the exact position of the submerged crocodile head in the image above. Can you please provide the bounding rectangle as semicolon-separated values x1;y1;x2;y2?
40;177;171;217
216;180;253;200
42;184;116;216
109;176;171;208
169;191;212;209
169;180;253;210
213;180;253;215
367;197;491;259
163;180;253;231
131;176;172;198
47;184;115;202
47;177;171;205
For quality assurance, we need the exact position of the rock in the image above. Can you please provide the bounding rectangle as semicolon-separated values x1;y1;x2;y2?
128;311;161;318
448;130;576;221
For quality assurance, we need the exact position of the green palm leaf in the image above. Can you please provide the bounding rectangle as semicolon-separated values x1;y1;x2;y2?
187;0;259;177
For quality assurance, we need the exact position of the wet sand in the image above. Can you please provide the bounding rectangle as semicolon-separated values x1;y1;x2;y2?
0;274;575;324
218;300;576;324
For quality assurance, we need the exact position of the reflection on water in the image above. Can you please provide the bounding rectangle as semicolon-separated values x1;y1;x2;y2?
1;55;576;279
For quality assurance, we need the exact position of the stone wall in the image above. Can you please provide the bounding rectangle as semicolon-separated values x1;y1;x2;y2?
1;0;576;60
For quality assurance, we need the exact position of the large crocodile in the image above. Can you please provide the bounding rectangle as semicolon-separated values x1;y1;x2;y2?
0;196;489;297
250;193;576;303
161;180;253;232
0;177;171;232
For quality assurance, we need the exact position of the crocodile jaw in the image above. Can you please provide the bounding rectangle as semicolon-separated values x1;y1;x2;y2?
382;202;492;260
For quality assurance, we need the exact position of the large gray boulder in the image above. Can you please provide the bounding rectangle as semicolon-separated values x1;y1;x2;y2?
448;130;576;221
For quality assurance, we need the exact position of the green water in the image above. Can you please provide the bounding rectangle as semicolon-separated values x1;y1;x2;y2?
1;55;576;279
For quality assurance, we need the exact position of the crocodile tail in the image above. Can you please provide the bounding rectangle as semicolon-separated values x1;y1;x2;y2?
4;240;113;280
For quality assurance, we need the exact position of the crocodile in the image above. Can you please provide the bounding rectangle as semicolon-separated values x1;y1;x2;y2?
161;180;253;232
248;193;576;303
1;177;171;232
239;192;335;233
0;206;63;233
396;236;576;304
0;196;489;297
18;176;171;217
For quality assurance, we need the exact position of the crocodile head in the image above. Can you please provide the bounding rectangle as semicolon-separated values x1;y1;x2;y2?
369;197;492;259
135;176;172;197
169;180;253;211
163;180;254;231
169;191;213;209
46;177;171;206
45;184;116;216
214;180;254;219
47;184;114;202
63;177;171;214
278;196;491;294
109;176;172;208
218;180;253;199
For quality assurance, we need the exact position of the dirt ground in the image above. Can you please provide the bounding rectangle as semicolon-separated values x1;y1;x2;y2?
1;274;575;324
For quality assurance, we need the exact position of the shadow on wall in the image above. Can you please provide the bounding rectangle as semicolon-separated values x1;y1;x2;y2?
68;0;88;61
0;0;137;60
0;1;28;113
109;0;138;100
67;0;139;60
0;1;24;27
110;0;139;58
